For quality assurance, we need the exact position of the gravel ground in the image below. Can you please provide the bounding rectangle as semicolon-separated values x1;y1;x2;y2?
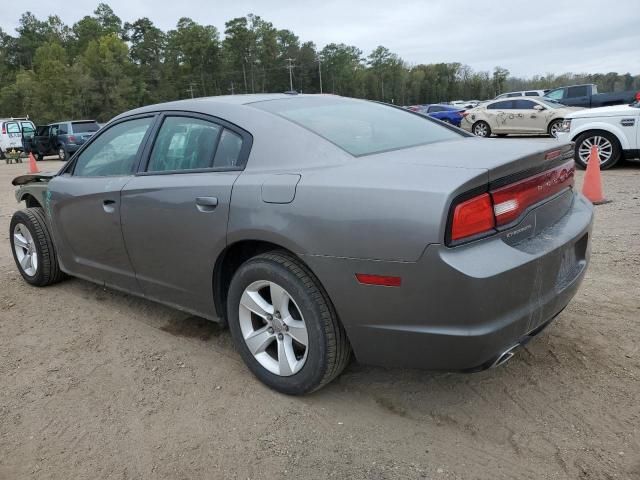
0;158;638;480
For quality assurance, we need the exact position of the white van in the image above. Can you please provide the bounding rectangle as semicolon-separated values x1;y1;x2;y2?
0;118;37;159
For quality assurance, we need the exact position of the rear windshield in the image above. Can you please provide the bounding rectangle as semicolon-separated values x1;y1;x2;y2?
252;97;462;156
72;121;100;133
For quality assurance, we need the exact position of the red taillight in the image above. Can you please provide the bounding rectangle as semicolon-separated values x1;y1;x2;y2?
68;135;76;143
461;112;469;118
450;193;495;241
355;273;402;287
1;125;5;134
448;160;575;244
491;160;574;226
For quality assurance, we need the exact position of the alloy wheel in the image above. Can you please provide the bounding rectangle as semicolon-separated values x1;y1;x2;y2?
473;123;488;137
578;136;613;165
549;122;562;138
59;148;66;161
13;223;38;276
238;280;309;376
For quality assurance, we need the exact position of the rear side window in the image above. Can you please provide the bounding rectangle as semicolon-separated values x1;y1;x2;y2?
71;121;100;133
506;93;521;97
147;117;221;172
487;100;513;110
567;86;589;98
253;97;461;156
74;117;153;177
213;129;243;168
525;91;540;96
59;124;68;134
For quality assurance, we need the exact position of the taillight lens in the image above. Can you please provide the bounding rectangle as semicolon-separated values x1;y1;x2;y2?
448;160;575;244
68;135;76;143
450;193;495;241
491;160;574;226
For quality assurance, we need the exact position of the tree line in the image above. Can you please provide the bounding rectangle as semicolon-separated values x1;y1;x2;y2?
1;4;639;124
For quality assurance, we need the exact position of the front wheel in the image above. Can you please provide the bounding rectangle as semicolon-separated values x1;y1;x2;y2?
472;121;491;137
227;251;351;395
573;132;621;170
548;119;563;138
10;208;66;286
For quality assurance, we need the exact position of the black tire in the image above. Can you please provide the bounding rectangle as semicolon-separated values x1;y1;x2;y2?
10;208;66;287
227;251;351;395
58;145;67;161
36;152;44;161
548;119;563;138
0;149;5;160
440;118;451;124
573;131;621;170
472;121;491;137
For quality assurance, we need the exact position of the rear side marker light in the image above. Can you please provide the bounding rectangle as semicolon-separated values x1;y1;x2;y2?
355;273;402;287
545;150;562;160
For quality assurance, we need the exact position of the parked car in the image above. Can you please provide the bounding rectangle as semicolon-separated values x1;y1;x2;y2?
10;94;592;395
544;84;639;108
0;118;36;159
416;104;465;127
556;94;640;169
494;90;548;99
461;97;582;137
27;120;101;161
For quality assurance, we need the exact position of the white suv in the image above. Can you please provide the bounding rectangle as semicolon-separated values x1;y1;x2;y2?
557;101;640;169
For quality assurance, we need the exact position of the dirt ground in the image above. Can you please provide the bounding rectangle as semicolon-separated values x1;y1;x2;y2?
0;157;638;480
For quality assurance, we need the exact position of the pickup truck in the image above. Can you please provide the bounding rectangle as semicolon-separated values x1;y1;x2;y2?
556;95;640;169
545;84;639;109
27;120;100;161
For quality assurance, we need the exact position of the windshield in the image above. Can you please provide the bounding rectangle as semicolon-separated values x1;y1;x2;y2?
72;121;100;133
253;96;462;156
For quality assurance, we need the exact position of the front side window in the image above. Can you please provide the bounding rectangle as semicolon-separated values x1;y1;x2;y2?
50;125;59;136
74;117;153;177
253;97;461;156
513;99;537;109
36;126;49;136
147;117;221;172
6;122;20;134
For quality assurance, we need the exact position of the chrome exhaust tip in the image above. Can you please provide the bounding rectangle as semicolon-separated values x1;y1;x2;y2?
492;344;520;368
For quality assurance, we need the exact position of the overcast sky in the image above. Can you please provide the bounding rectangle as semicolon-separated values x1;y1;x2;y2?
1;0;638;77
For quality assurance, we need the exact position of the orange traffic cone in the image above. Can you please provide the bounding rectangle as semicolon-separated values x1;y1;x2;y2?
28;152;40;174
582;145;606;204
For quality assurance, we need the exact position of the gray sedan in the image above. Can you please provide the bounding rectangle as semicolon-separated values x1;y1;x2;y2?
10;94;593;394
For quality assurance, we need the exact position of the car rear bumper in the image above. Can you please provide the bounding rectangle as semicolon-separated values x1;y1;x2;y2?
303;191;593;370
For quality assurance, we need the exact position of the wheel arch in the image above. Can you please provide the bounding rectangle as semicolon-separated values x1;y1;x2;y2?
213;239;328;326
20;193;42;209
571;124;628;150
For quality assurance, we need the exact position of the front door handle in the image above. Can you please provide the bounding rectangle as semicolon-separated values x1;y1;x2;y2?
103;199;116;213
196;196;218;212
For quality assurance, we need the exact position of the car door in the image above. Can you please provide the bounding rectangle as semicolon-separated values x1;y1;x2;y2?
48;124;60;154
4;121;23;150
120;113;251;319
511;99;546;133
46;115;156;292
32;125;50;154
484;100;512;132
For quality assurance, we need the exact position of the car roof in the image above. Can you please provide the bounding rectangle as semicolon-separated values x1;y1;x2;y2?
48;120;98;125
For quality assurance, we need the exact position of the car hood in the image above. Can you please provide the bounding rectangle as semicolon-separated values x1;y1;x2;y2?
567;104;640;119
12;172;56;186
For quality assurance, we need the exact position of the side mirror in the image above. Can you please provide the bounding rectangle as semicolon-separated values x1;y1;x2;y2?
533;105;545;111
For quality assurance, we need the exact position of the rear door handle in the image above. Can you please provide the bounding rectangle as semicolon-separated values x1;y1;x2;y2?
196;196;218;212
103;199;116;213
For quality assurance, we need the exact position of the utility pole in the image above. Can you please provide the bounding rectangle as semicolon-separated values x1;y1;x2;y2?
317;56;323;94
187;83;196;99
286;58;294;92
229;81;235;95
242;62;248;93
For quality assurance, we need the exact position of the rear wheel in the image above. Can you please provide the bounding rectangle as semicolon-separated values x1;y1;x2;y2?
573;131;621;170
227;251;351;395
10;208;66;286
472;121;491;137
58;146;68;161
